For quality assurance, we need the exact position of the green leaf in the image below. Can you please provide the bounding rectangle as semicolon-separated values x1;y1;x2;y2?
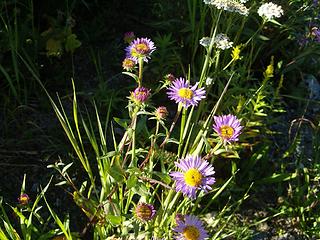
132;183;150;196
152;171;171;184
107;164;125;183
65;34;81;53
258;172;297;184
106;215;122;226
113;117;130;129
127;174;138;189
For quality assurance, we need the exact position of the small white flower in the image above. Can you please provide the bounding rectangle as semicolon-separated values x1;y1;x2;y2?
199;37;212;47
204;0;249;16
258;2;283;21
205;77;214;86
214;33;233;50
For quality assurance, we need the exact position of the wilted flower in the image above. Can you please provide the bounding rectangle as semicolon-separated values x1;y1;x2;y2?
164;73;176;83
212;114;243;143
204;0;249;16
214;33;233;50
257;2;283;21
124;31;135;44
170;155;215;199
131;87;151;103
167;78;206;108
155;106;168;120
122;57;136;71
173;215;209;240
134;203;156;222
125;37;156;62
18;193;30;205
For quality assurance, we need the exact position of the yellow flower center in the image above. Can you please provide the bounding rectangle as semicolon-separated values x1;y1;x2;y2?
178;88;193;100
220;125;234;139
135;43;149;53
183;226;200;240
184;168;203;187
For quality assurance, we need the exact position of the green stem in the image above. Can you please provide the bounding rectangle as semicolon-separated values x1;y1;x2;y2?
198;10;222;88
178;107;187;157
138;57;144;87
160;104;182;148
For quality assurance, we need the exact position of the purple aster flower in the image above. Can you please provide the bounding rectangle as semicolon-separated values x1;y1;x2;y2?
312;27;320;42
212;114;243;144
170;155;215;199
125;37;156;62
173;215;209;240
134;203;156;222
131;87;151;103
167;78;206;108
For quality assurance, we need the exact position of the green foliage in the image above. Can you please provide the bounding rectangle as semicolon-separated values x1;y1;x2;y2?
1;0;320;239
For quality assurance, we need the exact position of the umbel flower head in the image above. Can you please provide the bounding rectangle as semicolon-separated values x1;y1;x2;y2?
204;0;249;16
213;114;243;143
134;203;156;222
257;2;283;21
199;37;212;47
125;37;156;62
170;155;215;199
173;214;209;240
167;78;206;108
131;87;151;104
214;33;233;50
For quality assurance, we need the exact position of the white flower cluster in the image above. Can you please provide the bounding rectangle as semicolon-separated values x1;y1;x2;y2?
203;0;249;16
257;2;283;21
199;37;212;47
214;33;233;50
200;34;233;50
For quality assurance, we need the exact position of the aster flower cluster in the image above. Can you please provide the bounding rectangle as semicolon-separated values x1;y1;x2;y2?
204;0;249;16
122;34;156;72
257;2;283;21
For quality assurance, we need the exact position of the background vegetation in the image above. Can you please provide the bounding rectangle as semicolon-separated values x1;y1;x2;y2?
0;0;320;239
